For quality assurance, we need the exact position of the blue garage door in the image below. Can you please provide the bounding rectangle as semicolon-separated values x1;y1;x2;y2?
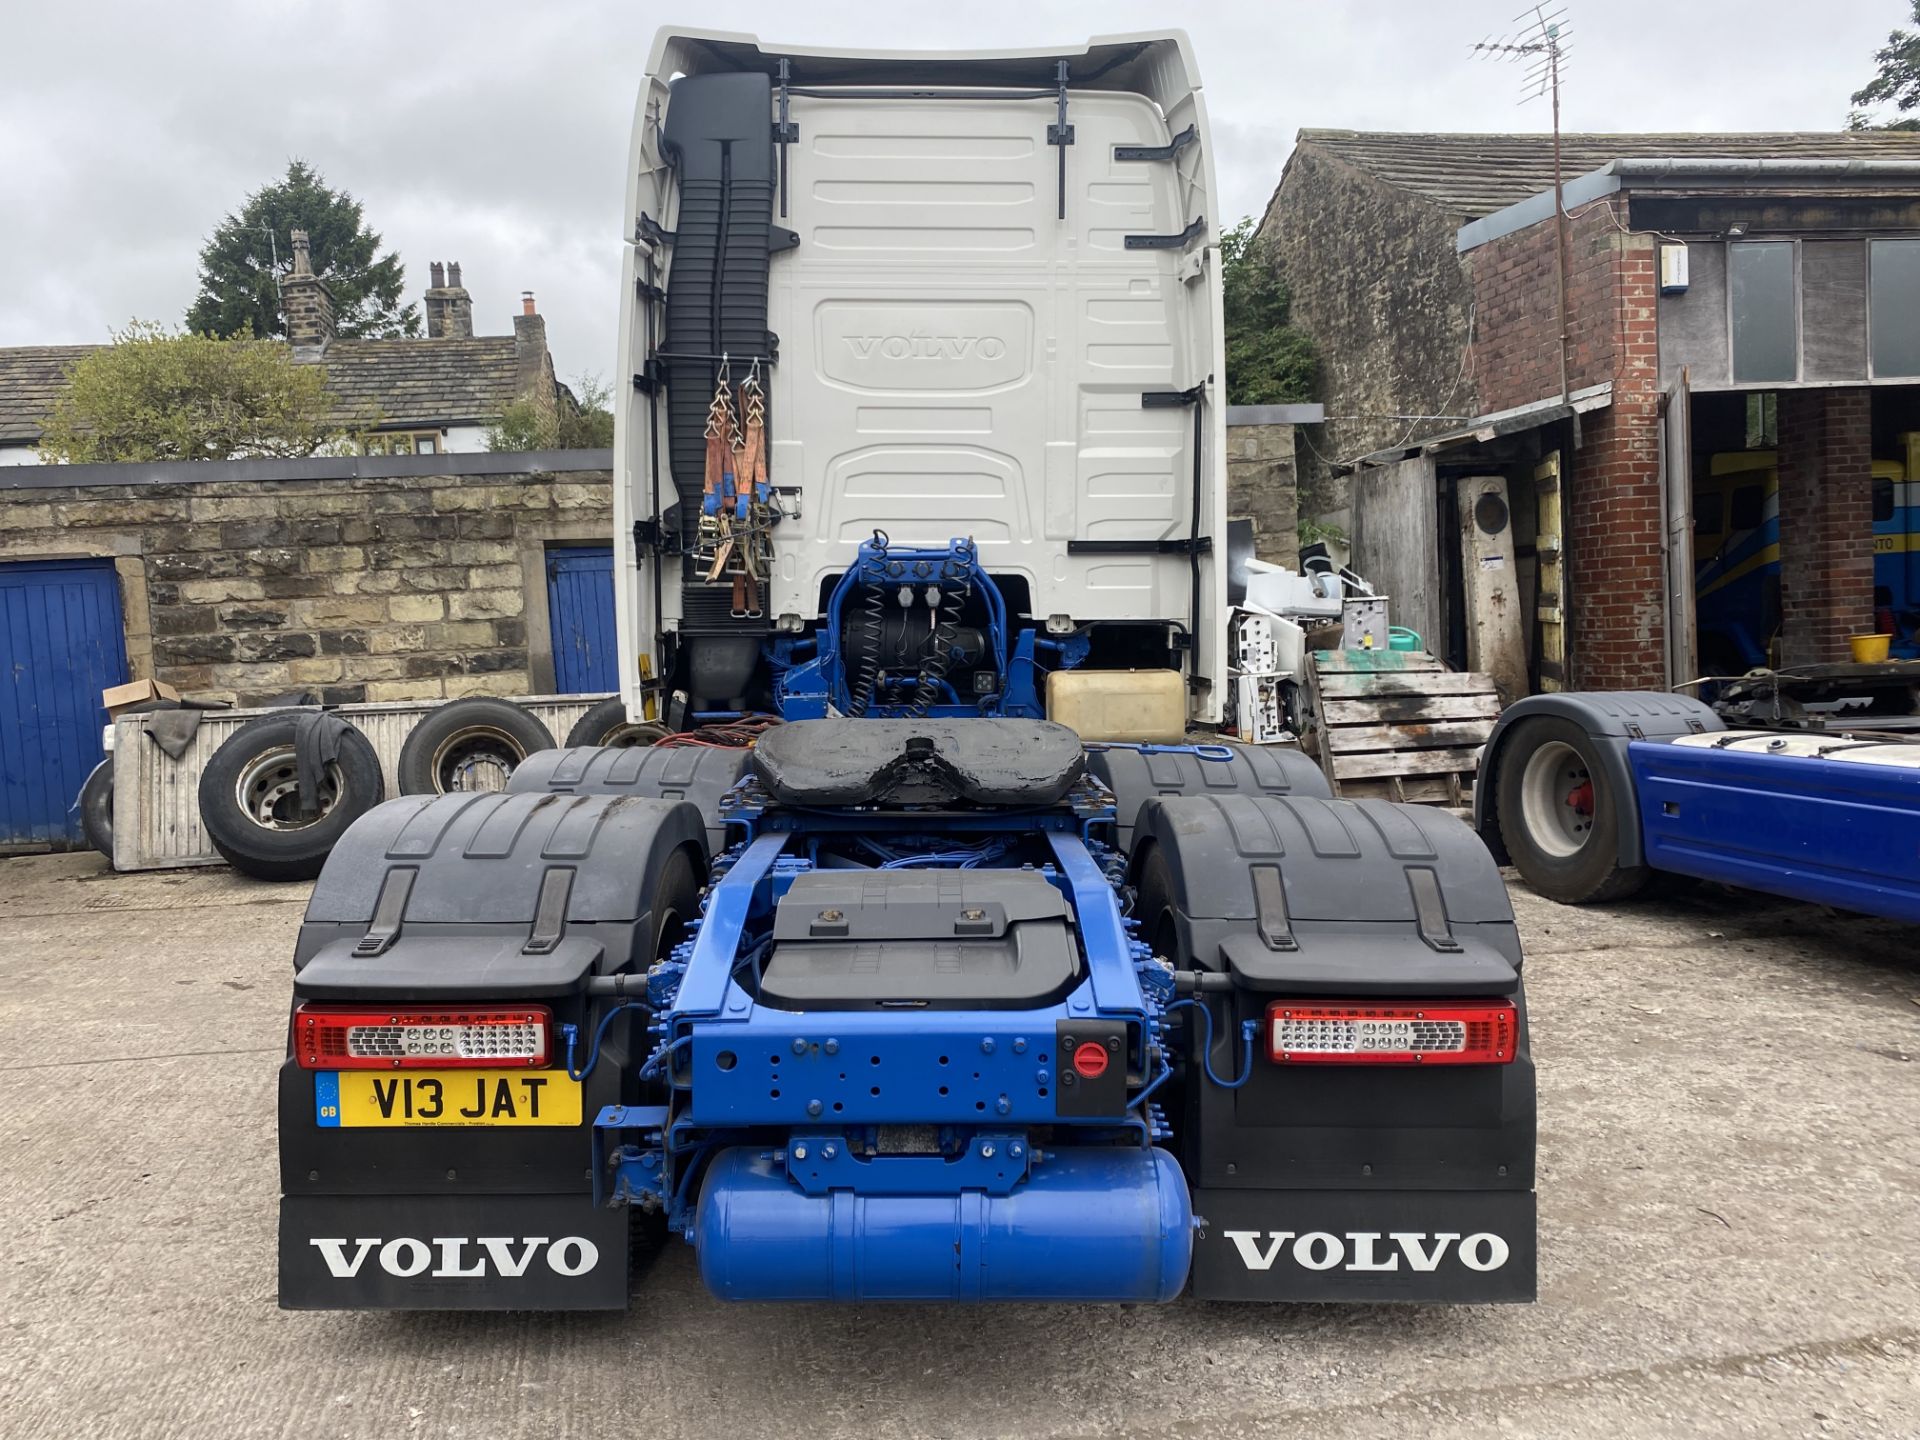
546;545;618;693
1;559;129;847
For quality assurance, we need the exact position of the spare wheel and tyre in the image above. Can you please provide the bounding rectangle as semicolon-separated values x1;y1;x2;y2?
1493;716;1648;904
79;758;115;858
565;696;669;749
396;696;554;795
198;714;385;881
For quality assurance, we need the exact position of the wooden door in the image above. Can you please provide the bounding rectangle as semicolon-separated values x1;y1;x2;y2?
1457;475;1529;704
1534;454;1566;691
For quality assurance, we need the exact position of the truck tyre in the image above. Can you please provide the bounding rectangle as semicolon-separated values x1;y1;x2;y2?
566;697;669;749
396;697;553;795
199;714;384;881
79;758;114;858
1494;716;1648;904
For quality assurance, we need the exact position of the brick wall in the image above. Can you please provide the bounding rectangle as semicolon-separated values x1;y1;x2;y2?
1777;388;1875;665
1470;204;1642;413
1470;204;1665;689
1226;420;1299;567
0;460;611;707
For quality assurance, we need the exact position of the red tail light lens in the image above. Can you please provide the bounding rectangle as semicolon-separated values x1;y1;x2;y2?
293;1004;551;1070
1266;1000;1517;1065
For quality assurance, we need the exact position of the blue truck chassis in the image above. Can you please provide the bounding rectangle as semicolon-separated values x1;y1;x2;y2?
1478;690;1920;922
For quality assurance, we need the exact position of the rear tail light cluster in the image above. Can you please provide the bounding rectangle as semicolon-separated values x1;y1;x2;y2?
293;1004;551;1069
1267;1001;1516;1065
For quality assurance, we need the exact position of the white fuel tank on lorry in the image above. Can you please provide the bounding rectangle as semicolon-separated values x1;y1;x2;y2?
613;29;1228;723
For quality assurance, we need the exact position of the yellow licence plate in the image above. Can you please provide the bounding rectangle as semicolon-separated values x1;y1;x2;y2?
314;1070;581;1128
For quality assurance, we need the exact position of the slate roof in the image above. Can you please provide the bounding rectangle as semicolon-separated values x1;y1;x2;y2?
0;336;530;447
0;346;102;444
313;336;526;430
1292;129;1920;220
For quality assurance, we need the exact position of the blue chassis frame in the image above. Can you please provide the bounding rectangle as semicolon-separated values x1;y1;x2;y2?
592;778;1177;1226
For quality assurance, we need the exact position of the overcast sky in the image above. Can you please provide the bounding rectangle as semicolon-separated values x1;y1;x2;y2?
0;1;1906;382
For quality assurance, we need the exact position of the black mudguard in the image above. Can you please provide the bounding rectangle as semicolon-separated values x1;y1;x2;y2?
1474;692;1720;865
1087;741;1331;855
279;790;706;1310
1135;793;1537;1303
506;743;748;857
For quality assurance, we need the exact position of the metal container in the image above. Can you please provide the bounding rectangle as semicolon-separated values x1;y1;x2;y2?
111;695;603;872
1341;596;1390;650
692;1145;1192;1303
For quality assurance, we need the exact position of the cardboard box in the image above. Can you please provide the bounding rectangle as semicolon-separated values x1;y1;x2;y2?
102;678;181;717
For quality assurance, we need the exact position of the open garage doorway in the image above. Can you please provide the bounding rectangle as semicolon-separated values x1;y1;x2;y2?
1686;386;1920;674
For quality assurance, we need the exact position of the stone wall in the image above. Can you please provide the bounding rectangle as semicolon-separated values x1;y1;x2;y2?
1259;145;1478;532
1225;418;1299;568
0;455;612;708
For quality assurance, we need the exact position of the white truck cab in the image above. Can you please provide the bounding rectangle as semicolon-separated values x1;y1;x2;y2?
615;29;1227;727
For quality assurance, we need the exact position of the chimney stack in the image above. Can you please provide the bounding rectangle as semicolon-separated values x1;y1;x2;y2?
513;290;555;431
280;228;335;352
424;259;473;339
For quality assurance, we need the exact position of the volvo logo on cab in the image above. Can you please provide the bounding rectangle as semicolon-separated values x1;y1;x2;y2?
309;1235;600;1280
843;331;1008;361
1222;1230;1510;1273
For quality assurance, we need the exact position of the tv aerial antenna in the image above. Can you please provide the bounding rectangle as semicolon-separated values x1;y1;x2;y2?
1473;6;1574;402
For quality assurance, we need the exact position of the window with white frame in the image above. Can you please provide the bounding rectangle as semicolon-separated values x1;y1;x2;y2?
362;432;441;456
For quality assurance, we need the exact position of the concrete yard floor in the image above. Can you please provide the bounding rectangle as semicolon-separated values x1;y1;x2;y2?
0;852;1915;1440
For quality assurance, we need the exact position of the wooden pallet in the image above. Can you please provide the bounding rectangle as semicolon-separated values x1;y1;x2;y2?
1301;650;1501;813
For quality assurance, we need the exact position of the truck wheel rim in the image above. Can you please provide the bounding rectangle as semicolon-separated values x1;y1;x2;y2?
1519;740;1594;859
235;747;342;831
602;721;667;748
429;724;521;792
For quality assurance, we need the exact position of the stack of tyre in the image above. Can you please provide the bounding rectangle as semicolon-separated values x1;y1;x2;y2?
193;695;656;881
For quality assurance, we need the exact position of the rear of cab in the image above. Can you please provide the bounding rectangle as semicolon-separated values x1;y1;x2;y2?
612;29;1230;723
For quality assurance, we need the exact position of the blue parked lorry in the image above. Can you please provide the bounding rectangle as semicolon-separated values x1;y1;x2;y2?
1480;688;1920;923
274;29;1537;1311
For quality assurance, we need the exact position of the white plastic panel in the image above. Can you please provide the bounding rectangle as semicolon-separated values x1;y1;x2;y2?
769;89;1200;621
1666;731;1920;767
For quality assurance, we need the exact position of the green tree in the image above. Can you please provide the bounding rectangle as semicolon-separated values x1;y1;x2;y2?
487;373;616;451
1850;2;1920;129
38;322;344;462
1221;217;1317;406
187;160;420;340
558;373;616;448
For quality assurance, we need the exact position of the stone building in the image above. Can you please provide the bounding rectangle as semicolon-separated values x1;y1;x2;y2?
0;452;614;710
1224;403;1321;569
1261;129;1920;690
0;236;563;464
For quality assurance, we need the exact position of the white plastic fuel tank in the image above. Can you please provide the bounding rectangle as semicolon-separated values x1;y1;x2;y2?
1046;669;1187;744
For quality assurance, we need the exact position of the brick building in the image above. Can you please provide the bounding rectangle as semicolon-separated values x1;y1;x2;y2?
1262;130;1920;690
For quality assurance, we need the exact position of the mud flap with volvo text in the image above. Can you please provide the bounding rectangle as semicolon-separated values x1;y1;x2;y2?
277;789;705;1311
1130;792;1538;1304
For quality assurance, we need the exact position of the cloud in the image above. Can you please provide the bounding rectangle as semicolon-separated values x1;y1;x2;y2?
0;0;1898;382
